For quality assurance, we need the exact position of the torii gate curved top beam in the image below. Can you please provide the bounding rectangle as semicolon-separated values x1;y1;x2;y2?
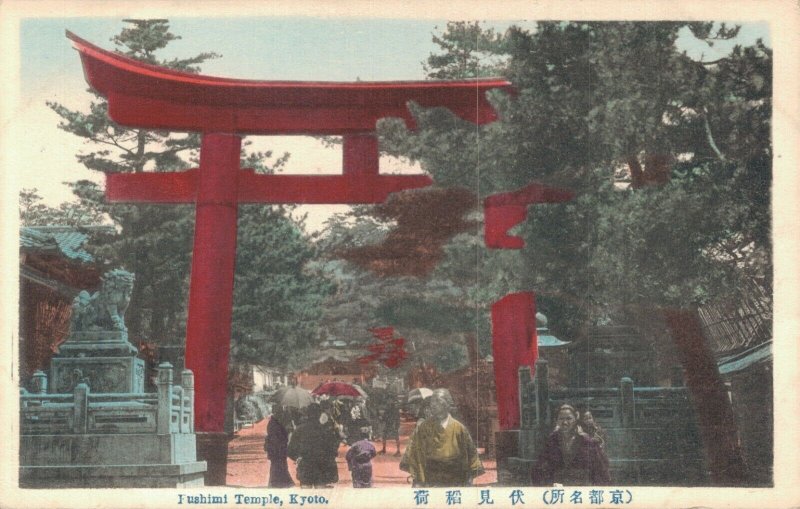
67;30;512;135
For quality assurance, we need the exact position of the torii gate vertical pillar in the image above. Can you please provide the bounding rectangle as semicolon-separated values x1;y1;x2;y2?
184;134;242;484
186;133;241;431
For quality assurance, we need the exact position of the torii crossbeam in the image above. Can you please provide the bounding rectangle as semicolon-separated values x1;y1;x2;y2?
68;32;513;441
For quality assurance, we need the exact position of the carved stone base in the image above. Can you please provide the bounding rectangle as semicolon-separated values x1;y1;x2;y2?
51;356;145;394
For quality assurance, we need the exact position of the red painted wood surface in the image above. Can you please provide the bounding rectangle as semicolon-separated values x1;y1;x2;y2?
67;31;512;135
483;182;575;249
184;134;241;432
342;135;379;175
491;292;538;430
106;171;432;204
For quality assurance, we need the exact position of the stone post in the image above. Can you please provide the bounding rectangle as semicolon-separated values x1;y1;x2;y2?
182;369;195;433
157;362;174;434
73;382;89;434
518;366;533;429
175;386;186;433
619;377;636;481
620;377;635;427
534;359;550;438
32;370;48;394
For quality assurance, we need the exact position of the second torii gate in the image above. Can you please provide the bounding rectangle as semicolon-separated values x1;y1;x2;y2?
67;31;513;446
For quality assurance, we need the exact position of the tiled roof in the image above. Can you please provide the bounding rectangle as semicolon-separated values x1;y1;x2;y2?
538;327;570;347
718;340;772;375
20;226;94;263
538;333;570;347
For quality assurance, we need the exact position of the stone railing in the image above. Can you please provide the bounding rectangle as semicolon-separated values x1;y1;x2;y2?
20;362;194;436
515;359;706;485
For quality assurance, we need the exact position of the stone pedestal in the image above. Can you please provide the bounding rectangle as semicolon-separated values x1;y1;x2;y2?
19;433;206;488
51;331;144;394
495;429;520;463
20;363;207;488
494;429;521;486
196;432;232;486
20;463;206;488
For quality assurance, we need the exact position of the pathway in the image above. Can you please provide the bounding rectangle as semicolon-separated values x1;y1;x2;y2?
226;418;497;488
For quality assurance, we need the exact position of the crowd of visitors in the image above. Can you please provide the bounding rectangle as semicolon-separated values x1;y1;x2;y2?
263;384;610;489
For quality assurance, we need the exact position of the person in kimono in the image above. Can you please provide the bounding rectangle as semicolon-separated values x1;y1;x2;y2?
579;410;610;464
264;405;295;488
346;402;370;445
287;403;340;488
345;427;377;488
403;388;484;487
378;394;402;456
530;404;611;486
399;397;431;475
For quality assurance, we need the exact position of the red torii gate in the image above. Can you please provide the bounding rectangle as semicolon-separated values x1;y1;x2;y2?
67;32;513;441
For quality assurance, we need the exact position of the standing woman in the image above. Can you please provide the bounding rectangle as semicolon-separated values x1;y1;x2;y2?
403;388;484;486
288;403;340;488
264;405;295;488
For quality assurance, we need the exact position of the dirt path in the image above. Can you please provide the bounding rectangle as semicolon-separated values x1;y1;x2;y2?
226;418;497;488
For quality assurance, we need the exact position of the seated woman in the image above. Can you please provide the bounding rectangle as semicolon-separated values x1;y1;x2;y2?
530;404;610;486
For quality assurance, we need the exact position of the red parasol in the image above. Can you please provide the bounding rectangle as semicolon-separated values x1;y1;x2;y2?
312;381;365;398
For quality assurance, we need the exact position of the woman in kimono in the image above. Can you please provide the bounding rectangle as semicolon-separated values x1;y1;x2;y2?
264;405;295;488
287;403;340;488
403;389;484;487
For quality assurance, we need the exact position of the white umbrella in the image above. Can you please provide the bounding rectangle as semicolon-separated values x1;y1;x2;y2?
407;387;433;403
269;386;313;409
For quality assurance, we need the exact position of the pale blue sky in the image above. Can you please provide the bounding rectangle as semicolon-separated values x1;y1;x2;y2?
20;18;770;97
21;17;457;85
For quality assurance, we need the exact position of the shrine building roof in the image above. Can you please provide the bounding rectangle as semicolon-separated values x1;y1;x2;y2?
21;227;94;263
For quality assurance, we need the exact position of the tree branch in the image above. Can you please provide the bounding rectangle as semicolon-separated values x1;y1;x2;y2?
703;108;726;161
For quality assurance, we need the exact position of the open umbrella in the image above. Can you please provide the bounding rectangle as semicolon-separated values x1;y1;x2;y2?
312;381;364;398
351;383;369;399
407;387;433;403
269;386;313;409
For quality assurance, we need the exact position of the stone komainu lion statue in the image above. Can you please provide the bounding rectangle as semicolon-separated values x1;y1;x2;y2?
70;269;135;334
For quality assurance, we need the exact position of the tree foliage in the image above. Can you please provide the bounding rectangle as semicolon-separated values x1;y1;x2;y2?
333;21;770;483
19;187;107;226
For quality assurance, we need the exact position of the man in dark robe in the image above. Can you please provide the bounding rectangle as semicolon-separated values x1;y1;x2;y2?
288;403;340;488
531;404;610;486
264;405;295;488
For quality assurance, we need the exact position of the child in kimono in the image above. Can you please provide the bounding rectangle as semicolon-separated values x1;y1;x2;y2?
345;427;377;488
